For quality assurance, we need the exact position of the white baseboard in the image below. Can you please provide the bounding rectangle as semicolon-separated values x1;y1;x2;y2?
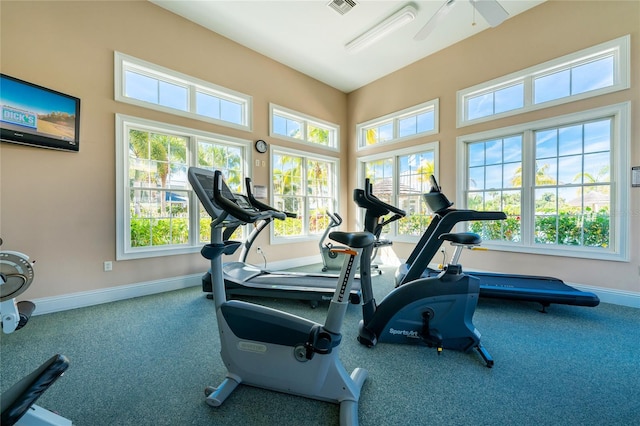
31;274;202;316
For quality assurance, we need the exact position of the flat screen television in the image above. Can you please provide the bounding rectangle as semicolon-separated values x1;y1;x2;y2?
1;74;80;152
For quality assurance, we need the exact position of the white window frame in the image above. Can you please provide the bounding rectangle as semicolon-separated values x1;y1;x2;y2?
114;51;253;132
115;114;252;260
269;104;340;152
457;35;630;128
357;142;439;243
456;102;630;262
356;99;439;151
270;145;340;244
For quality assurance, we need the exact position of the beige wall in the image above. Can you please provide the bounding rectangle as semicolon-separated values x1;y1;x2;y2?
1;0;638;301
348;0;639;294
0;0;347;299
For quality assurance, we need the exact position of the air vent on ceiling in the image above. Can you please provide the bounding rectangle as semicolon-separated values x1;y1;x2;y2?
328;0;357;16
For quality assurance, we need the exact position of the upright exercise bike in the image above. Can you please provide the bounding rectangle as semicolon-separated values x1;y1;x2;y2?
188;167;373;425
354;180;494;367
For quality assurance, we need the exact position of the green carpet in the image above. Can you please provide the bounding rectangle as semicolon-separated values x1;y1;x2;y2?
1;266;638;425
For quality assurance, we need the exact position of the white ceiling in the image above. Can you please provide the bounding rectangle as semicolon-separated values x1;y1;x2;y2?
151;0;545;93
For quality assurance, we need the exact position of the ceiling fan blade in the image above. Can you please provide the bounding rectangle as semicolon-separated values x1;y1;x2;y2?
414;0;457;41
470;0;509;27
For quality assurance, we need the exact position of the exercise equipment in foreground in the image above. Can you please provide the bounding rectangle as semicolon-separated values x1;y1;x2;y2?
0;238;72;425
203;178;362;307
189;167;372;425
396;176;600;312
354;181;494;367
1;355;71;426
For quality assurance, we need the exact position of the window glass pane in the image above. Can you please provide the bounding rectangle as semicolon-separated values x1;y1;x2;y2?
365;128;377;145
468;142;485;167
572;56;614;95
159;81;188;111
273;115;287;136
469;166;485;190
503;162;521;188
494;83;524;114
125;71;158;103
558;125;583;156
379;123;393;142
534;69;570;104
503;136;522;163
534;187;557;244
220;99;242;124
558;155;582;185
583;152;610;182
287;118;302;139
535;129;558;159
484;140;502;165
196;92;221;119
535;159;557;185
467;93;493;120
583;185;610;248
485;165;502;189
308;125;330;145
501;190;521;242
584;119;611;153
398;116;417;138
416;110;435;133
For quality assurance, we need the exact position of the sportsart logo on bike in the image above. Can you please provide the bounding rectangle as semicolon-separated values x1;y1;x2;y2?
388;328;420;338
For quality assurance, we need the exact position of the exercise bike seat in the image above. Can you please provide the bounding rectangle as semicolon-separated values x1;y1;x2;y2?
0;354;69;426
438;232;481;246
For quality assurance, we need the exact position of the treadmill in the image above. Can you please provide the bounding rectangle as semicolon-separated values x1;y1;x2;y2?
389;176;600;311
201;177;362;307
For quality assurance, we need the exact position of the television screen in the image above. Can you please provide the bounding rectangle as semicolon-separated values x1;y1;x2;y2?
1;74;80;152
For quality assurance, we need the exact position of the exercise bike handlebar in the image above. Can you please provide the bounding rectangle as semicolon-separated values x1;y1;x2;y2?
245;177;294;221
363;178;407;218
213;171;274;224
327;211;342;226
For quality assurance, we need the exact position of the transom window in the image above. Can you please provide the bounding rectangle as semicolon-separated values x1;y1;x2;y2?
116;114;250;260
458;103;629;261
458;35;630;127
269;104;339;150
115;52;252;131
271;147;338;241
358;143;439;241
357;99;439;150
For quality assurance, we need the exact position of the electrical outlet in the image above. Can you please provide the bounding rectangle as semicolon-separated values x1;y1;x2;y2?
104;261;113;272
256;247;263;254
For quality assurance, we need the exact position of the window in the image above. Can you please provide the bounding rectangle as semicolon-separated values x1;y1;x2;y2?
358;143;439;241
116;114;250;259
457;35;630;127
271;147;338;241
269;104;339;150
457;103;630;261
357;99;439;150
115;52;252;131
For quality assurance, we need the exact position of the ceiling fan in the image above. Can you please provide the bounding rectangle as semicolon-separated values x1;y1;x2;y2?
414;0;509;41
